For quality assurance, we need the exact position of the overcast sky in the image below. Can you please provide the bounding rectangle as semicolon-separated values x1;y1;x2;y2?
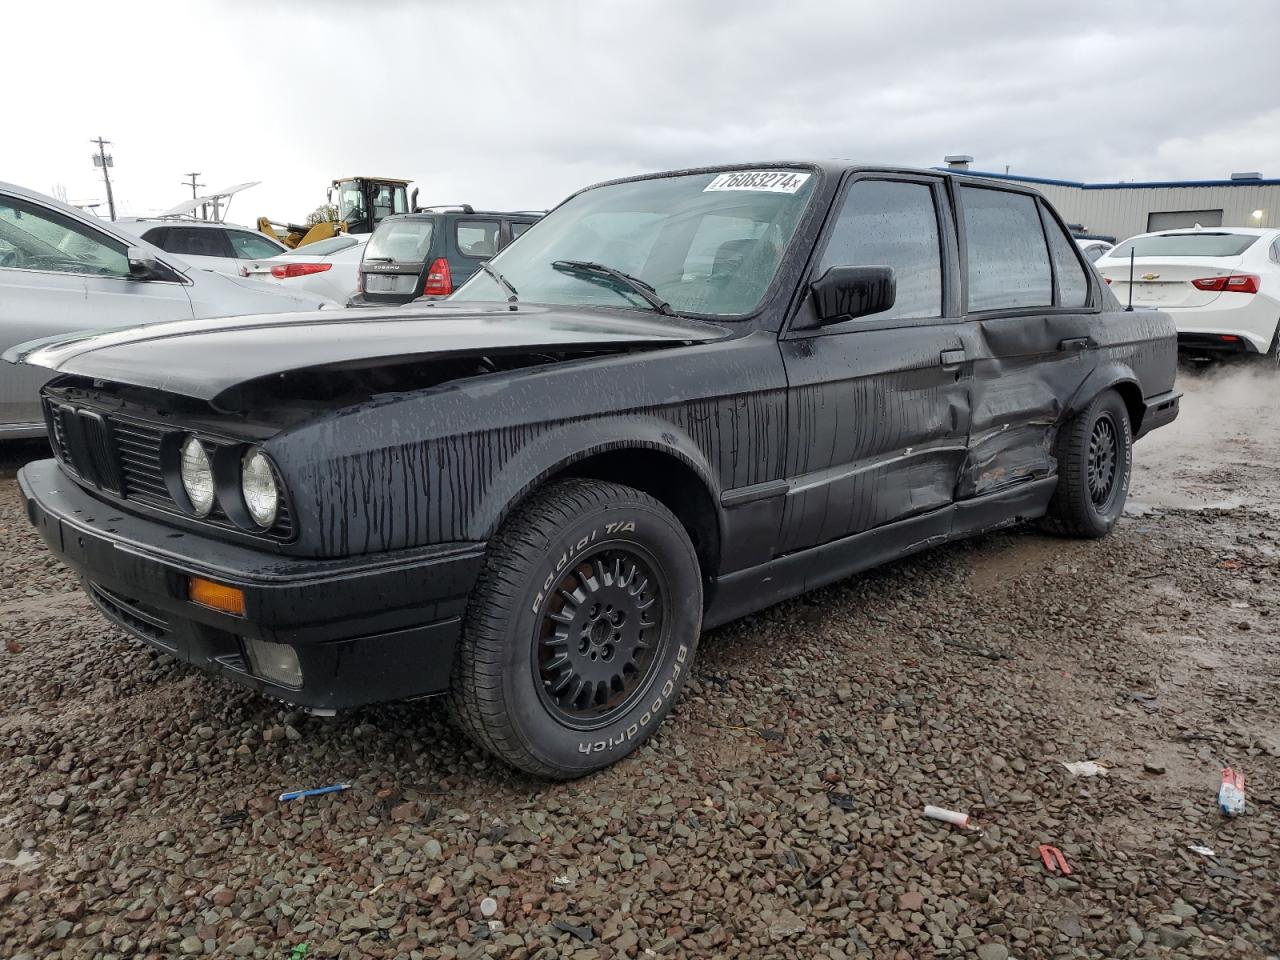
8;0;1279;222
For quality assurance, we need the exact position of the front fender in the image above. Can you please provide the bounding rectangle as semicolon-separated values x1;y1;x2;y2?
470;414;723;539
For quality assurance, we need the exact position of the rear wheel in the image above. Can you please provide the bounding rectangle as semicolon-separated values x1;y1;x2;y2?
1044;390;1132;538
448;479;702;778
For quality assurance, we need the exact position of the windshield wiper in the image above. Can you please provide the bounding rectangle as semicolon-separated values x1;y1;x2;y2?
480;261;519;303
551;260;674;316
363;256;392;263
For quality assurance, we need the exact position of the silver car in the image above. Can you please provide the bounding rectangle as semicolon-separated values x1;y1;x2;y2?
0;182;338;438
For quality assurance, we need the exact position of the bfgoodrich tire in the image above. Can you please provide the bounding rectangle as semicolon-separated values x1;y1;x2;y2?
448;479;702;779
1044;389;1132;539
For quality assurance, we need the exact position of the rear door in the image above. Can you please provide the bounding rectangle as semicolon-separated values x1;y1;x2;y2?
777;173;971;553
956;184;1100;499
162;225;238;275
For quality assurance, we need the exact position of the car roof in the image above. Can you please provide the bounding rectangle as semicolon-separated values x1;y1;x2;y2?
114;217;258;232
387;209;542;222
571;160;1053;201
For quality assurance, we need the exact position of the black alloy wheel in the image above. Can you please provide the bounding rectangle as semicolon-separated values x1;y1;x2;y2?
1086;413;1119;509
534;547;670;729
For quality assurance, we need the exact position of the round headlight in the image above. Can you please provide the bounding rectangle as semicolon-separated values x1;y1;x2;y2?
179;436;215;517
241;448;279;528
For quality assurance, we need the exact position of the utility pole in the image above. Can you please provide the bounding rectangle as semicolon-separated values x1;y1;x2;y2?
183;171;205;219
90;137;116;220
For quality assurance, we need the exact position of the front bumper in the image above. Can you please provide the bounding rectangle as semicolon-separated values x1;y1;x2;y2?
19;459;484;710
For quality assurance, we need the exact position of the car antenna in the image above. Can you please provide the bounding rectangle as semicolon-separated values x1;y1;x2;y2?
1125;247;1135;311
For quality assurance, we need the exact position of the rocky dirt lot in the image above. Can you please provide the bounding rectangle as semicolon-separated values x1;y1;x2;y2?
1;363;1277;960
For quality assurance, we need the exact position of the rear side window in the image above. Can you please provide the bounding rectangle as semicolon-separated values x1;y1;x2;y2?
228;230;284;259
364;220;435;263
818;179;942;320
456;220;500;258
164;227;235;259
141;227;170;248
961;187;1051;311
1110;233;1259;259
1040;206;1089;308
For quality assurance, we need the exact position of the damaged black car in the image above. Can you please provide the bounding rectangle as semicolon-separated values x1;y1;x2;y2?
7;162;1179;778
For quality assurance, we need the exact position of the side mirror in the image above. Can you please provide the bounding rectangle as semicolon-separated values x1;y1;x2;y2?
127;246;166;281
810;265;896;325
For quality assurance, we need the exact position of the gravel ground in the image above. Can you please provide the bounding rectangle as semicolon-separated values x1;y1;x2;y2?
1;363;1278;959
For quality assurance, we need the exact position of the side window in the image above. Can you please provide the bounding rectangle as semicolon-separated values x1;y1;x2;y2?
0;195;129;277
228;230;284;260
456;220;500;258
960;186;1052;311
510;221;534;240
1270;238;1280;264
1039;204;1089;308
818;179;942;320
141;226;170;249
165;227;235;259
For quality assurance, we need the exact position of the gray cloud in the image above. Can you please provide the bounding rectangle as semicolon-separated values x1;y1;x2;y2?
7;0;1278;222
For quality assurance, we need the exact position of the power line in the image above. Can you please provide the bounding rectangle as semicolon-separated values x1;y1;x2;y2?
90;136;116;220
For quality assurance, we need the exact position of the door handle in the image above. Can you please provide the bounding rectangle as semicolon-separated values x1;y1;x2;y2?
940;349;967;368
1059;337;1096;352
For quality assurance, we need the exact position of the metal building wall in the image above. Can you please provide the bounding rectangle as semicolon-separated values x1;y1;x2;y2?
996;180;1280;242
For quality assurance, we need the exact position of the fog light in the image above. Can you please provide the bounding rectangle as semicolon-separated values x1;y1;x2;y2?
188;576;246;616
243;637;304;688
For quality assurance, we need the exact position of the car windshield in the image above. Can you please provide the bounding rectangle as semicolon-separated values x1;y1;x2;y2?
1109;233;1259;259
284;235;359;257
450;169;817;317
363;220;435;263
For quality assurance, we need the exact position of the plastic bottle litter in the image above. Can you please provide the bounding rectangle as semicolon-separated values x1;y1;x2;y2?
480;897;498;918
923;805;972;829
1218;768;1245;816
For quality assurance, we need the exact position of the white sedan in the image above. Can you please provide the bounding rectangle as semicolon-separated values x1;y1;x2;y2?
1097;227;1280;359
244;234;367;304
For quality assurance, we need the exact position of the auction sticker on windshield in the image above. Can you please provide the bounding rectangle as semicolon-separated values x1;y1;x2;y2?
704;171;810;193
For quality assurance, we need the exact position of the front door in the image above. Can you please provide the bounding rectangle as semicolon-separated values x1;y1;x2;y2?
778;174;971;554
0;193;193;432
953;184;1101;498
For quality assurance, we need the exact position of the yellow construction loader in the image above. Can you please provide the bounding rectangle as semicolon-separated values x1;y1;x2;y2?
258;176;414;249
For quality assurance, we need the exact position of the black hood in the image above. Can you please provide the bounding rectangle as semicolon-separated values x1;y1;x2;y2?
3;301;730;406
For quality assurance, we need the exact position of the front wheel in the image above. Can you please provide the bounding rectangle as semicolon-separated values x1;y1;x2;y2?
448;479;702;778
1044;390;1132;538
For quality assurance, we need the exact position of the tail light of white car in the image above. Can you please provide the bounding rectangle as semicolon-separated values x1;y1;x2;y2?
1191;274;1259;294
271;263;333;279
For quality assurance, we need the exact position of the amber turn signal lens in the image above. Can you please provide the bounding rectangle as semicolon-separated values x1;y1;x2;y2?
188;577;246;616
